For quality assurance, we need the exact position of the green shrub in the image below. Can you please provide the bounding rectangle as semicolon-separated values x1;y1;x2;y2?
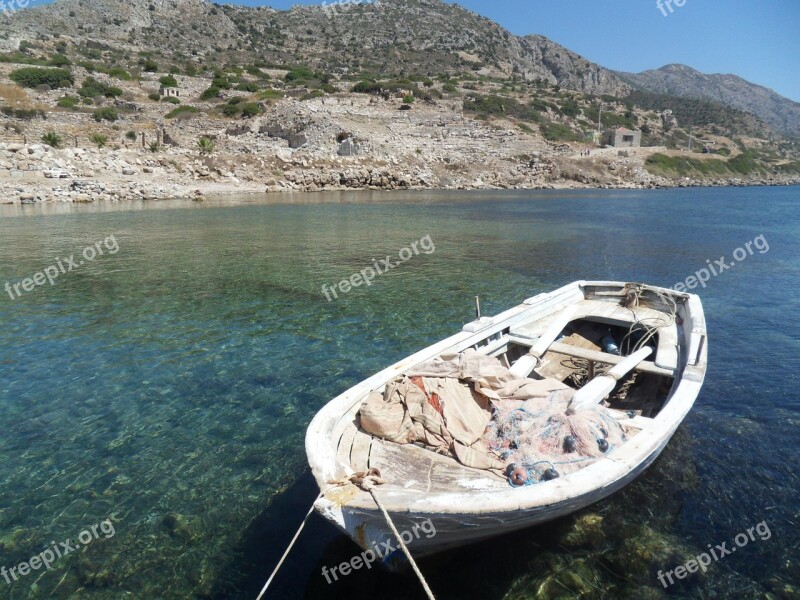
159;75;178;88
149;141;161;153
285;66;314;82
148;92;161;101
300;90;325;101
57;95;80;109
727;150;761;175
531;98;553;112
21;108;45;119
464;94;540;123
93;107;119;122
0;51;49;66
559;100;581;118
79;77;122;98
49;54;72;67
257;89;283;100
1;107;44;120
240;102;262;117
222;103;241;117
402;94;415;104
41;131;63;148
540;120;581;142
106;67;132;80
352;80;382;94
162;96;180;104
197;136;215;155
90;133;108;148
645;152;739;177
143;59;158;72
200;86;221;100
211;76;231;90
166;105;199;119
10;67;74;89
235;81;260;92
125;130;138;141
443;82;457;93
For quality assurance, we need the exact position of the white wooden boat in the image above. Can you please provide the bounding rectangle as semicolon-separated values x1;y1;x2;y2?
305;281;707;562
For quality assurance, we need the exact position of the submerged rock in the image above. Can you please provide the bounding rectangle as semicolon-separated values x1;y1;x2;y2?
562;513;605;548
161;512;203;542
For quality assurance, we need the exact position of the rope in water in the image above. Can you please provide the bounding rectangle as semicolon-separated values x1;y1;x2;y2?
255;491;322;600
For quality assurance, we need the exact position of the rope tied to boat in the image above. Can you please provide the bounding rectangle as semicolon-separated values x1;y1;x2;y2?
343;468;437;600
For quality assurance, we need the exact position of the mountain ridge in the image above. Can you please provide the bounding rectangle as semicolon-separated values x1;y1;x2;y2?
618;64;800;137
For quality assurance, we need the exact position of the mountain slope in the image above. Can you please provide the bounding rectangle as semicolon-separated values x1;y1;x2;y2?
2;0;798;138
619;64;800;138
0;0;629;96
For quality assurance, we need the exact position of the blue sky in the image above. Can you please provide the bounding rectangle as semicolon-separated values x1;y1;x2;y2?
25;0;800;101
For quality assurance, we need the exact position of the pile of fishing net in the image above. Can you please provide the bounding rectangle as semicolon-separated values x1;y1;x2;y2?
358;348;628;488
482;393;627;486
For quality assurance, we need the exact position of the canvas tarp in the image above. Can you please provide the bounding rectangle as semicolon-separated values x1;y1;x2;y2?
358;349;573;471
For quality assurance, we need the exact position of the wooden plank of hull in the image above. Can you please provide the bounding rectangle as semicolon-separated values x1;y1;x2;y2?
332;427;676;557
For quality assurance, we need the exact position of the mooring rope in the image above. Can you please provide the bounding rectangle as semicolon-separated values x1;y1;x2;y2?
329;468;436;600
255;491;322;600
257;470;435;600
358;473;436;600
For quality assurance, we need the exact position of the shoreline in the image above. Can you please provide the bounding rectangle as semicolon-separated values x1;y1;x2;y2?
3;141;799;206
2;179;799;218
4;174;799;206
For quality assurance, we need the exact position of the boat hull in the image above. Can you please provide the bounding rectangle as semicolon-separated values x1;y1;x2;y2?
317;421;677;561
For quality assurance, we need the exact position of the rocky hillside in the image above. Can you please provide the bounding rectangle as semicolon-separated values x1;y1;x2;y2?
619;64;800;138
1;0;629;96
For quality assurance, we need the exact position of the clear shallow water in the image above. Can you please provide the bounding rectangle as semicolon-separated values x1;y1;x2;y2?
0;188;798;599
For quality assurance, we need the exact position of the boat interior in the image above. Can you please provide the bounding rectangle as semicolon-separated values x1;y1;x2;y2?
330;285;685;496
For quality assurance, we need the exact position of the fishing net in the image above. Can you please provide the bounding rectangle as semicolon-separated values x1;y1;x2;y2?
482;391;628;487
360;348;631;487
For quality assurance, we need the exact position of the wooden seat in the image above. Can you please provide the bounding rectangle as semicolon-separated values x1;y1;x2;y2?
547;341;675;377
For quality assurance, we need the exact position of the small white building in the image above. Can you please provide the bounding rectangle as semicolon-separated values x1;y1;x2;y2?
606;127;641;148
159;87;180;98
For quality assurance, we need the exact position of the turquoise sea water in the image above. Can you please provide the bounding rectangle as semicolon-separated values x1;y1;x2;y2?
0;188;798;599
